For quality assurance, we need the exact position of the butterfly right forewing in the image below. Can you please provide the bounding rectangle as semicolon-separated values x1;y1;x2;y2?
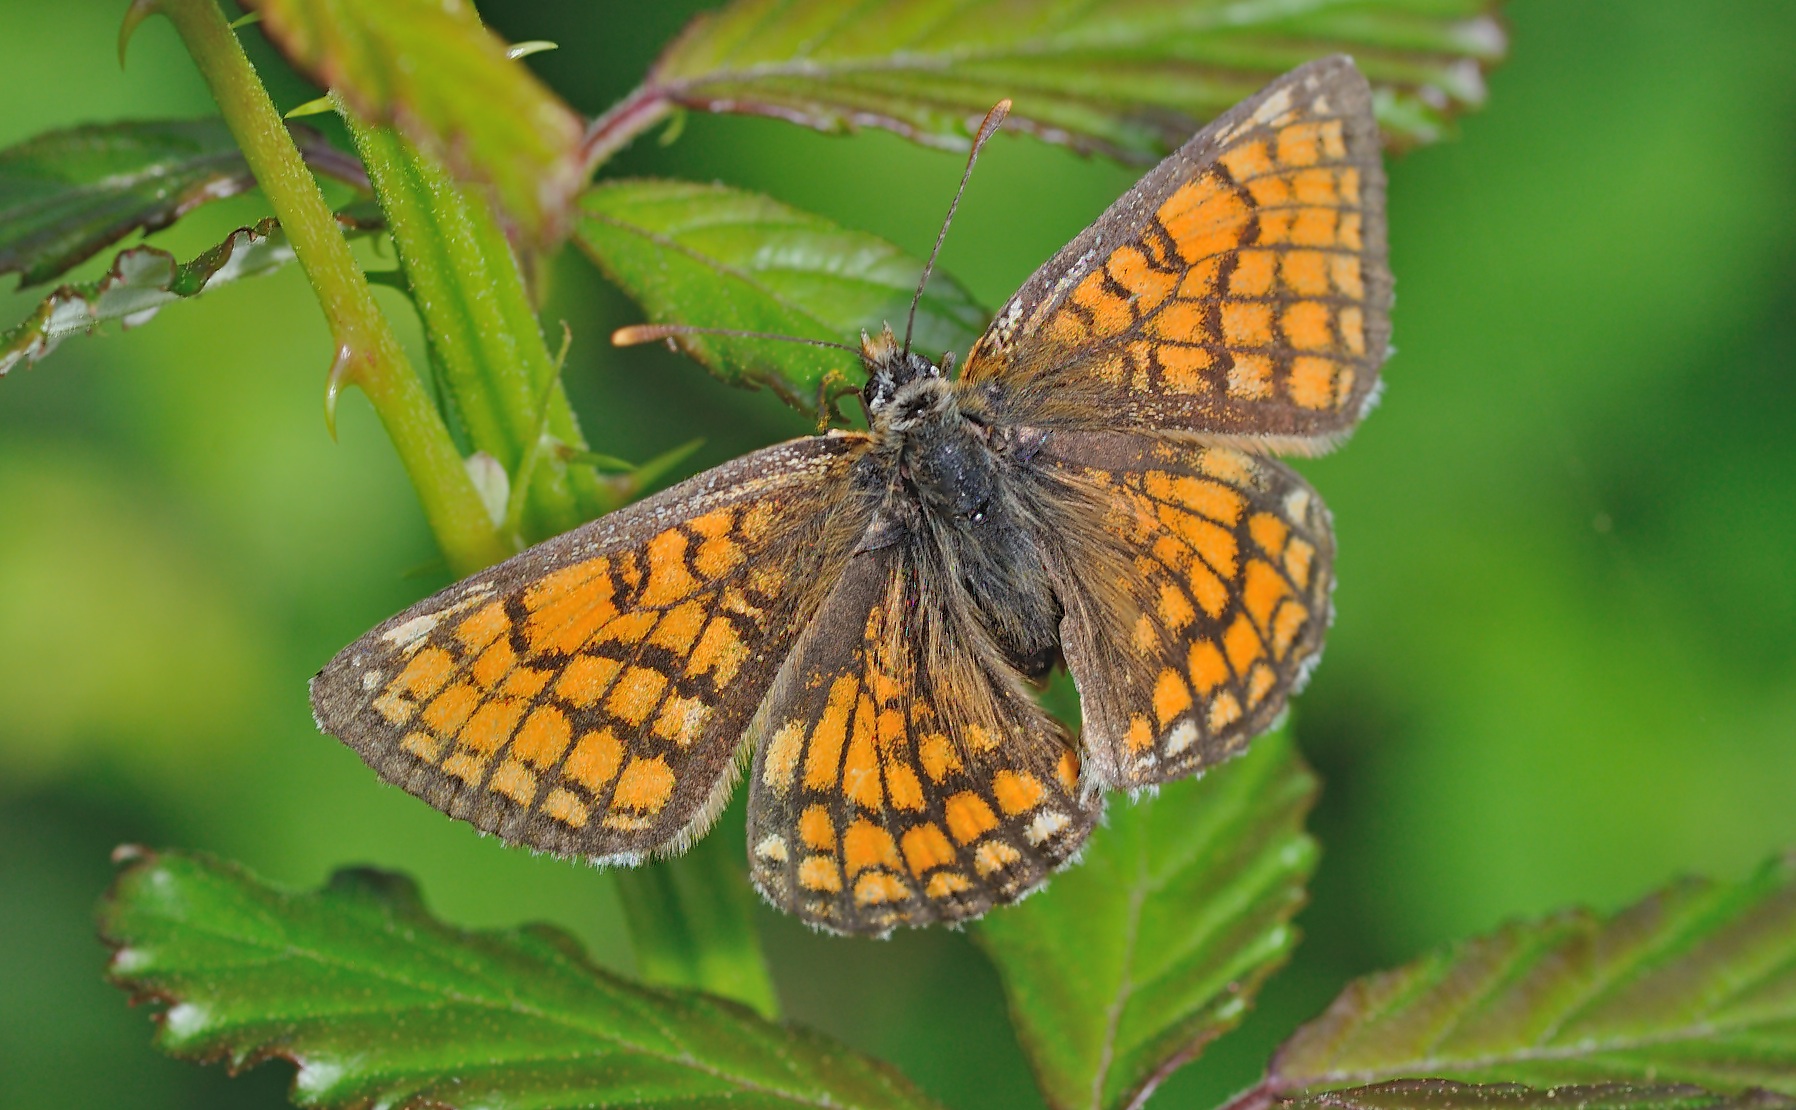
962;55;1391;453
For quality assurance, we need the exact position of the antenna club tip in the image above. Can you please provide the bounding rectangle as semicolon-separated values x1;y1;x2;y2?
611;324;663;347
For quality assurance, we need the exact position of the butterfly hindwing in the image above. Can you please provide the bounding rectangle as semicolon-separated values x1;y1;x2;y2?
310;434;875;861
746;541;1095;935
961;55;1390;452
1039;430;1334;790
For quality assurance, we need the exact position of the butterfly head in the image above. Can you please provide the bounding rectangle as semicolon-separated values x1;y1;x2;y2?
861;322;947;421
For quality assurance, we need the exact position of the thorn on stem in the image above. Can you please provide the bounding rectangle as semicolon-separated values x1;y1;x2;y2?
323;344;359;442
611;324;667;347
117;0;162;69
285;95;337;120
463;451;510;528
554;320;574;372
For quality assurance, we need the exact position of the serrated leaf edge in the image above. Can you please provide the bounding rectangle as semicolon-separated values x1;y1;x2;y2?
99;849;942;1110
1253;853;1796;1103
1;211;376;377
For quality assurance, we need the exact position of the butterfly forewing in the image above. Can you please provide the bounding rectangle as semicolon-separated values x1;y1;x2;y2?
962;55;1390;451
1040;431;1334;790
746;542;1095;935
311;434;875;861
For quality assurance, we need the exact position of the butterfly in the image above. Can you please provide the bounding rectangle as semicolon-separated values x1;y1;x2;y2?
311;55;1391;936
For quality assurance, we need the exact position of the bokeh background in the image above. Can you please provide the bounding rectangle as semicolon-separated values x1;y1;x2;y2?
3;1;1794;1107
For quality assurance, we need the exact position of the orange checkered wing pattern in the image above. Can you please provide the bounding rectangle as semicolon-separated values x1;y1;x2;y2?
1041;431;1334;790
746;542;1095;935
310;434;875;862
960;55;1390;452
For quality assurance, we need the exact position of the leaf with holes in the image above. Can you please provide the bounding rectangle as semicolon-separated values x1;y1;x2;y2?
1;211;379;377
1280;1080;1796;1110
975;729;1318;1110
0;118;357;288
577;178;987;416
242;0;584;244
99;849;943;1110
638;0;1507;161
1256;852;1796;1103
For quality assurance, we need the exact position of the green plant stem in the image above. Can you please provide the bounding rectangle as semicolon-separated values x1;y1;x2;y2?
579;85;673;175
157;0;507;575
614;833;781;1020
342;116;614;541
574;85;675;175
167;1;776;1009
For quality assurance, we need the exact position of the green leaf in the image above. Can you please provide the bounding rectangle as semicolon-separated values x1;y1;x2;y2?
1262;852;1796;1100
0;211;375;377
100;849;943;1110
976;729;1319;1110
576;178;987;416
1279;1080;1796;1110
642;0;1507;160
242;0;585;244
0;118;357;288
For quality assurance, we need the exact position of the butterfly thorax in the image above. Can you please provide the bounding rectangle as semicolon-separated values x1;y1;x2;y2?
861;333;1062;679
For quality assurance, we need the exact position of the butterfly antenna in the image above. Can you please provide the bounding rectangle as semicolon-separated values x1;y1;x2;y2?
902;98;1011;357
612;323;861;354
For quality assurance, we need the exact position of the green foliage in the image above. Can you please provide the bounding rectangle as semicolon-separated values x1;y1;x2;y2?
0;201;380;376
978;731;1318;1110
0;118;351;287
645;0;1506;159
576;178;986;416
2;218;284;375
99;850;942;1110
13;2;1796;1110
1261;851;1796;1100
240;0;585;244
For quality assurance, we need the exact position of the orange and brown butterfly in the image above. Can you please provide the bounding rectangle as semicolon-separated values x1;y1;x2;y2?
311;55;1391;936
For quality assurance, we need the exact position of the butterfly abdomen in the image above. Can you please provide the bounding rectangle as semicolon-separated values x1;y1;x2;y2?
873;384;1061;680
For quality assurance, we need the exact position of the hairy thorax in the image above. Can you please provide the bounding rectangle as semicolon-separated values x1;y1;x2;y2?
866;354;1064;679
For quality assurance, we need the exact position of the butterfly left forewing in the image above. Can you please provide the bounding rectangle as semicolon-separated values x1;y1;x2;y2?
746;541;1095;935
310;434;876;862
962;55;1390;452
1037;430;1334;790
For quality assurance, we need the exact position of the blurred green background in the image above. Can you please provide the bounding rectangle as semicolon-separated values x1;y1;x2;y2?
3;1;1794;1107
